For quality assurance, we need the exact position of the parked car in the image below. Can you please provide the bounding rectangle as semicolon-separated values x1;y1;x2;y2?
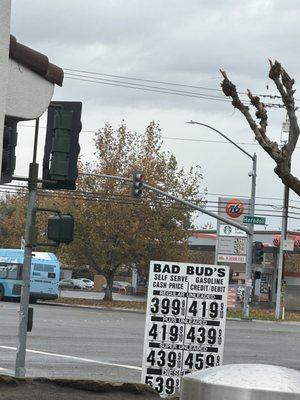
102;281;131;293
77;278;94;289
58;278;86;290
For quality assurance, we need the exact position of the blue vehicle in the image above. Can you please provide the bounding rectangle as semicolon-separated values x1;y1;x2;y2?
0;249;60;301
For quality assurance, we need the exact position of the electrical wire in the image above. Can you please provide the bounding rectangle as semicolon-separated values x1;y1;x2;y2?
65;75;235;103
2;184;300;222
64;67;292;101
64;73;286;109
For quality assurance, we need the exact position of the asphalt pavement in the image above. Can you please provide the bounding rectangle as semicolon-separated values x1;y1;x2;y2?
1;302;300;383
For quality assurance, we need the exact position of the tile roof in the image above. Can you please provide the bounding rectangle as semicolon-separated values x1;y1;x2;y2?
9;35;64;86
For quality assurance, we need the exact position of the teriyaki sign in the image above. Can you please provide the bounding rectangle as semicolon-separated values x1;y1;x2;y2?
141;261;229;397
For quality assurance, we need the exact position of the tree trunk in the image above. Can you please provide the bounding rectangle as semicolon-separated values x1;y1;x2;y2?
103;269;114;301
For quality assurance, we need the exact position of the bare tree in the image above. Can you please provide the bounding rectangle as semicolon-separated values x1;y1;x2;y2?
220;60;300;196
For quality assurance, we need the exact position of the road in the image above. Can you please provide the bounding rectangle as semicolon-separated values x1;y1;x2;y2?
1;302;300;382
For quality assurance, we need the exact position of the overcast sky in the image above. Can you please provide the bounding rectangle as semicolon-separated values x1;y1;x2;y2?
9;0;300;231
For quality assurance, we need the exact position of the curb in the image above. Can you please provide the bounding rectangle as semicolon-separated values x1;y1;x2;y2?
40;301;146;314
39;302;300;325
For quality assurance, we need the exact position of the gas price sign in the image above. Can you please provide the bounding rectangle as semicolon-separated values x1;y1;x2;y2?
141;261;229;397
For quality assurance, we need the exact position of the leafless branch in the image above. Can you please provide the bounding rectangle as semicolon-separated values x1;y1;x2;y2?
269;60;299;159
220;69;281;163
220;62;300;196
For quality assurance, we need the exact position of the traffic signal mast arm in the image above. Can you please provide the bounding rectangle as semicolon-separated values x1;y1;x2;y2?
79;172;250;234
143;183;251;234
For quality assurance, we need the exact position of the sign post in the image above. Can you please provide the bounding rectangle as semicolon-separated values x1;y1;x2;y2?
141;261;229;397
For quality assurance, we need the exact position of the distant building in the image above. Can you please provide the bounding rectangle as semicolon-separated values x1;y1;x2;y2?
189;230;300;311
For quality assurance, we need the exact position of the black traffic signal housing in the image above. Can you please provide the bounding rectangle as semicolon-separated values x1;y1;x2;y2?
132;171;144;198
47;214;74;245
42;101;82;190
253;241;264;264
1;119;18;184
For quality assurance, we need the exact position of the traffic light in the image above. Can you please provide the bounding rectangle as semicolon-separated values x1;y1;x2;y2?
253;241;264;264
132;171;144;198
1;119;18;184
42;101;82;190
47;214;74;245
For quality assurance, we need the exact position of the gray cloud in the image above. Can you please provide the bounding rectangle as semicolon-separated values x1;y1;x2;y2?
10;0;300;229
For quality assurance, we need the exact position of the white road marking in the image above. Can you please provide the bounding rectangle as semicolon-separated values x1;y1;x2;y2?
0;346;142;371
0;367;7;371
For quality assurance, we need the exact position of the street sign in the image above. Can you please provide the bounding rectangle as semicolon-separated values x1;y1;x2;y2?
243;215;266;225
142;261;229;397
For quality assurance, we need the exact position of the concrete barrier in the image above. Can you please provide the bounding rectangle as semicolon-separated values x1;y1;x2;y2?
181;364;300;400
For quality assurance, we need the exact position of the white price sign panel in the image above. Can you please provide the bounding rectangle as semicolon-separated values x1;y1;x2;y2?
141;261;229;397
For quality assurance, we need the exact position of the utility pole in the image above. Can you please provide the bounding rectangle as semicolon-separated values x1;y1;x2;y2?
243;153;257;319
275;177;289;319
275;115;290;320
15;119;39;378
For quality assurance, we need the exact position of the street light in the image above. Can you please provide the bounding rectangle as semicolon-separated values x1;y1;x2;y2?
186;120;257;320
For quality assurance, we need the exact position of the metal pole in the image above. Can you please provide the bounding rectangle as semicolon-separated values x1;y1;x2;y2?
187;121;257;319
243;153;257;319
144;182;250;234
275;183;289;319
15;118;39;378
187;121;253;159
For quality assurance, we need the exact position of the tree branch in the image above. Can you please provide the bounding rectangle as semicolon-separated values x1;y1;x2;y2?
220;62;300;197
220;69;282;163
269;60;300;159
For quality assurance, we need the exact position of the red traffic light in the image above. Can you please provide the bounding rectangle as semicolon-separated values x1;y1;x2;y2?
132;171;144;198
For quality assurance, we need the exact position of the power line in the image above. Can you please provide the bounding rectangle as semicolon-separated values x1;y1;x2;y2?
64;73;285;109
64;67;290;101
64;68;226;93
20;123;300;151
65;72;230;101
64;75;235;103
3;183;300;219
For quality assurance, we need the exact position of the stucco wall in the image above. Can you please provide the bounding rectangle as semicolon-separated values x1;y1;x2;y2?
0;1;11;159
6;59;54;120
